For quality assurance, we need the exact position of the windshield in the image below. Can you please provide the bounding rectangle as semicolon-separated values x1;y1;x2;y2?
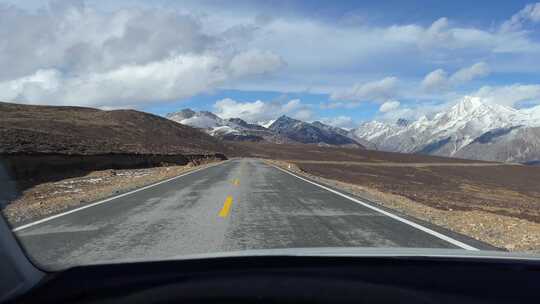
1;0;540;270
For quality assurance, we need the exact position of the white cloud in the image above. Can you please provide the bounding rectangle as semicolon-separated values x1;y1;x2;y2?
0;69;61;100
282;99;302;112
379;100;401;113
2;1;540;110
377;101;453;122
418;17;454;49
229;49;285;77
421;62;490;92
213;98;311;123
501;3;540;32
0;2;284;107
0;3;214;80
330;77;399;103
256;13;540;77
293;109;314;121
256;6;540;93
320;116;356;129
529;3;540;21
421;69;448;92
0;51;284;107
449;62;490;84
216;11;539;95
471;84;540;107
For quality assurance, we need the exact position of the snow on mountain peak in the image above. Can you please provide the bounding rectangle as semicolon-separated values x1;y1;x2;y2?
351;95;540;160
260;119;275;128
166;108;196;121
432;96;529;135
444;96;499;123
452;96;484;114
352;121;395;141
520;105;540;126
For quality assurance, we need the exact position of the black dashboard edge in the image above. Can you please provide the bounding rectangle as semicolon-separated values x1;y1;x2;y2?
12;254;540;303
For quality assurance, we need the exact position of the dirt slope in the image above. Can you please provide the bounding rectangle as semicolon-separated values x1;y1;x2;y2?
0;102;226;155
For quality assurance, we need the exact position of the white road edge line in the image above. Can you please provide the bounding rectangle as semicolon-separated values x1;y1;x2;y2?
271;164;479;251
12;160;231;232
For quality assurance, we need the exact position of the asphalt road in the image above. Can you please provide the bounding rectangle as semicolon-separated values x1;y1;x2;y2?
15;158;487;269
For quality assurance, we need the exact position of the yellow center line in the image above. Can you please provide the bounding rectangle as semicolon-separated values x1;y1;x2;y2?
219;195;233;217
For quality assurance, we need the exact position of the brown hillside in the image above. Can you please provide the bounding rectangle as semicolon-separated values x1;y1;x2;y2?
226;141;491;163
0;102;226;155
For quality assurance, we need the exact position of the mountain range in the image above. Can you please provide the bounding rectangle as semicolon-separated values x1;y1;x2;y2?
350;96;540;163
166;110;363;148
167;96;540;163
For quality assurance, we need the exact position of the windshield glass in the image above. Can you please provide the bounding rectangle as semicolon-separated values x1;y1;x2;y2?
1;0;540;270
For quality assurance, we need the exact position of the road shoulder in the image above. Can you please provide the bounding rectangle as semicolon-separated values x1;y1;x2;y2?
265;159;502;251
7;160;229;231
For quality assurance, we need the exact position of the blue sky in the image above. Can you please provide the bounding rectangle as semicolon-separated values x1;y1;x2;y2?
1;0;540;128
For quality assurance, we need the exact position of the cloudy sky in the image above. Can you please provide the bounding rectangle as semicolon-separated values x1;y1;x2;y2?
1;0;540;128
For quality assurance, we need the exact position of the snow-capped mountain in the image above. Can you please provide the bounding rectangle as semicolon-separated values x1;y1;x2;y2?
259;119;276;128
166;109;364;148
166;98;540;162
269;116;363;147
311;121;349;137
350;96;540;162
350;120;400;149
166;109;269;140
166;109;226;130
455;126;540;162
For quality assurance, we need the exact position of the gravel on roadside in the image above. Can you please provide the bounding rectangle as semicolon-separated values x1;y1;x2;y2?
3;161;222;226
